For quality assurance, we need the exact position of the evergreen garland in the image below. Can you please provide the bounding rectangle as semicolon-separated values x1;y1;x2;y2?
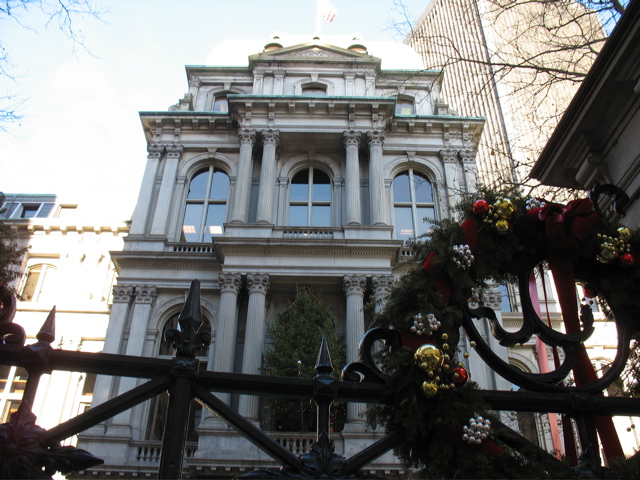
370;187;640;478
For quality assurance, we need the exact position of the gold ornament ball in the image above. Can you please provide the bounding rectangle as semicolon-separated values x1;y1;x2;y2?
415;344;444;372
495;219;510;234
600;243;618;261
442;333;449;340
421;381;439;397
618;227;633;241
494;198;515;218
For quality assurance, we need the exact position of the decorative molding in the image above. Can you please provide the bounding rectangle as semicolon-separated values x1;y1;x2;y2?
247;273;270;296
367;130;385;148
343;274;367;297
238;128;257;146
219;272;242;295
112;285;134;304
261;129;280;147
189;76;201;88
134;285;158;305
371;275;394;299
147;144;164;158
343;130;362;148
459;149;477;164
439;148;458;164
165;144;184;159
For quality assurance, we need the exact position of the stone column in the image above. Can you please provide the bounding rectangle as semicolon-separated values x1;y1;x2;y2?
111;285;157;429
256;130;280;224
367;131;387;225
459;149;478;194
343;130;362;225
229;128;256;223
150;144;183;236
238;273;270;421
371;275;394;314
91;285;134;407
210;272;242;406
343;274;367;427
130;144;163;235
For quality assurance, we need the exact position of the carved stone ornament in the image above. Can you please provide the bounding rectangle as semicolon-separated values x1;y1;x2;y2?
146;143;164;158
0;403;103;479
247;273;270;296
367;130;385;148
112;285;134;304
343;274;366;296
342;130;361;148
290;48;335;58
439;148;459;164
219;272;242;294
371;275;394;299
238;128;257;146
165;144;184;159
261;129;280;146
134;285;158;305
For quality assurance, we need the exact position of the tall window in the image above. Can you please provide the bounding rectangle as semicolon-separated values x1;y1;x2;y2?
21;264;57;302
181;167;229;242
289;168;331;227
393;170;435;242
213;95;229;113
0;365;28;423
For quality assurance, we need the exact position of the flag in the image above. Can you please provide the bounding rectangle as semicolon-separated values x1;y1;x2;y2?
320;0;337;24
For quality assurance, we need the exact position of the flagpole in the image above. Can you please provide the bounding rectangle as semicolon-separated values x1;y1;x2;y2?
315;0;321;37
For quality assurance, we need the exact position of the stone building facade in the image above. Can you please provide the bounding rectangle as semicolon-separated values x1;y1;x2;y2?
76;36;489;477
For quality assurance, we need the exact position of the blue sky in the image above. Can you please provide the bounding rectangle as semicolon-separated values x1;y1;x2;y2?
0;0;428;220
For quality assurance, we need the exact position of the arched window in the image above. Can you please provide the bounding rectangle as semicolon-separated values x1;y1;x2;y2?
21;264;57;302
392;169;435;242
395;98;415;115
289;168;331;227
301;84;327;96
181;167;229;242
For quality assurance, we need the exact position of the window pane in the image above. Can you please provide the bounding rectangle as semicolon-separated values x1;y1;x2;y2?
82;373;97;396
2;400;21;423
394;207;414;241
10;367;28;394
395;101;415;115
291;170;309;202
393;174;411;202
22;267;42;302
181;204;203;242
204;204;226;241
311;206;331;227
312;170;331;202
0;365;11;391
416;207;435;236
21;206;39;218
187;170;210;199
413;174;433;203
289;206;308;226
213;97;229;112
209;170;229;200
302;86;326;95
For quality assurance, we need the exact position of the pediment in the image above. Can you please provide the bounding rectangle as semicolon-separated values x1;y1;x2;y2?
249;42;379;65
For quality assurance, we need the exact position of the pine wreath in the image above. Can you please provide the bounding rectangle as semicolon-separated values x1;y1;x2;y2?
367;187;640;478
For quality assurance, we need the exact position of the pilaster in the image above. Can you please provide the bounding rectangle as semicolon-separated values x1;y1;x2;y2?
130;144;164;235
150;144;183;236
230;129;256;223
343;130;362;225
256;130;280;224
367;131;387;225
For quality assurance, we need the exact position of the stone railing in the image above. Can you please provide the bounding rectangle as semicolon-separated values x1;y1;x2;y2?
271;433;318;455
134;441;198;464
281;229;335;239
170;243;215;253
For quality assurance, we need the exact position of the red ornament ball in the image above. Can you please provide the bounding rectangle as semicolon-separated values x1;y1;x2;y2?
451;366;469;386
472;199;489;216
583;285;598;298
620;253;635;268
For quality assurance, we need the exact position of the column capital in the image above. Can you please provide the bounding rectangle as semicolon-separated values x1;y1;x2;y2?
147;143;164;158
261;129;280;146
371;275;394;298
439;148;459;163
165;144;184;159
219;272;242;295
134;285;158;305
343;274;367;296
112;285;134;304
367;130;385;147
247;273;270;296
459;148;477;164
189;76;201;88
238;128;257;146
343;130;362;148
